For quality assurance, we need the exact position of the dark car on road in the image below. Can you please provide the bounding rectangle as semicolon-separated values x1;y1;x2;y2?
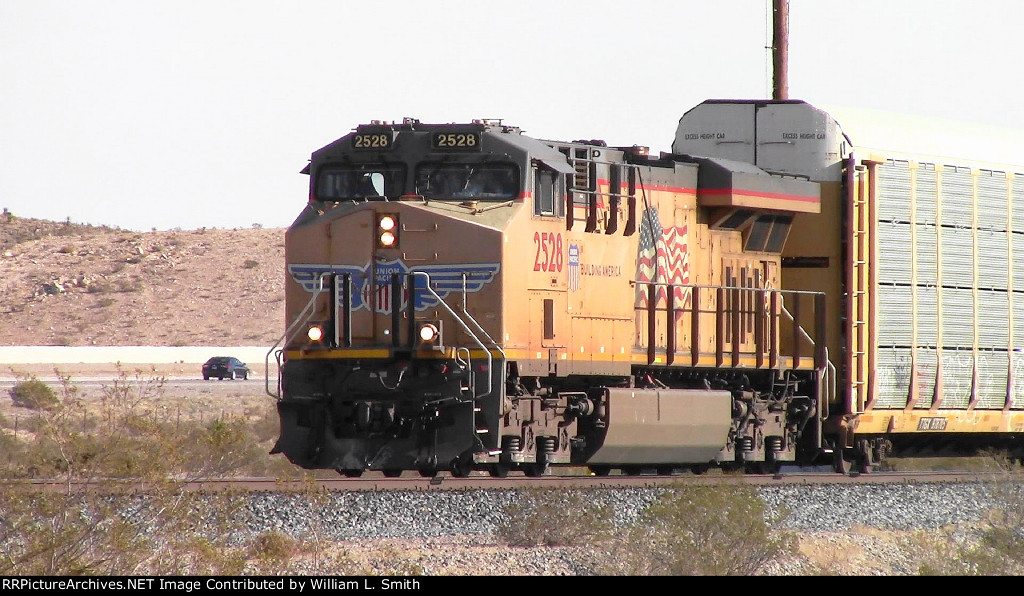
202;356;250;380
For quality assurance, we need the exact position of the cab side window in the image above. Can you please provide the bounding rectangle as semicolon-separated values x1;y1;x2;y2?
534;168;564;217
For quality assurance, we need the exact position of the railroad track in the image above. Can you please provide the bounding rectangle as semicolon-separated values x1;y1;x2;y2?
19;469;993;493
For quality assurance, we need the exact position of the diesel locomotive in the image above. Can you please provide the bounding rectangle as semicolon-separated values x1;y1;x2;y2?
269;99;1024;476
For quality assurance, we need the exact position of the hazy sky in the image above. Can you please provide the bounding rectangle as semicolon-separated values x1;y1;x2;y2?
2;0;1022;231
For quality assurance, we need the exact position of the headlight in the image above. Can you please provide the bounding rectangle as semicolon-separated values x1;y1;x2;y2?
377;214;399;248
418;323;439;342
307;325;324;341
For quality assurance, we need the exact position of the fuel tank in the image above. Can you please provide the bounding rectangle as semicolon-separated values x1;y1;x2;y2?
586;387;733;464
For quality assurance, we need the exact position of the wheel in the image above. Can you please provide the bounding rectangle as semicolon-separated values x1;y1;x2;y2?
450;457;472;478
203;375;209;380
382;469;402;478
656;465;675;476
488;463;510;478
588;465;611;477
833;447;851;475
341;469;364;478
855;439;873;474
523;462;548;477
621;465;642;476
747;461;781;475
218;374;224;380
690;464;708;475
242;372;248;380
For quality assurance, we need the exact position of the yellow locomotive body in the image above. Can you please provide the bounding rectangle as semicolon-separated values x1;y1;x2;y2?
271;115;828;477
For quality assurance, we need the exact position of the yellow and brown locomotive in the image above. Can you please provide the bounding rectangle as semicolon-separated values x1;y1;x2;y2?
270;100;1024;476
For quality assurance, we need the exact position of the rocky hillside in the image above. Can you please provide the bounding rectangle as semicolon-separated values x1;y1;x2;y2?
0;212;285;347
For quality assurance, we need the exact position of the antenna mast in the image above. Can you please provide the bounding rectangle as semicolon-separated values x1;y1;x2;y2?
772;0;789;100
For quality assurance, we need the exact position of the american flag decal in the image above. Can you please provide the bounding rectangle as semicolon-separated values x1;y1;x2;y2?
636;207;691;310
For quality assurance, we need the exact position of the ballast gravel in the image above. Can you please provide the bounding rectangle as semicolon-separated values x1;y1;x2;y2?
225;480;1013;575
241;482;1001;540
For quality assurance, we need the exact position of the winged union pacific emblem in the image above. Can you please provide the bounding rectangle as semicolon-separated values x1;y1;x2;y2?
288;259;500;314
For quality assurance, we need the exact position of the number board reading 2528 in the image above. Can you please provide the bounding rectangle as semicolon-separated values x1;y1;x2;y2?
432;131;481;151
351;132;394;150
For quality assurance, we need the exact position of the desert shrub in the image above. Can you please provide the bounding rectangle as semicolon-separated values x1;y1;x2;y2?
9;378;59;410
0;368;304;574
0;488;248;575
248;530;297;574
496;487;614;547
176;416;273;478
87;280;114;294
600;484;796;576
0;430;23;467
243;259;259;269
251;531;296;561
0;371;255;575
134;492;249;576
367;544;425;575
250;404;280;443
117;278;143;292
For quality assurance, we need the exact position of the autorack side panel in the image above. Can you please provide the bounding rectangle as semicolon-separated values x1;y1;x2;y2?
850;156;1024;437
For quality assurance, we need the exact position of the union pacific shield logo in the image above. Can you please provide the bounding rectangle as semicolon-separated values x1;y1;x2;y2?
568;244;580;292
288;259;500;314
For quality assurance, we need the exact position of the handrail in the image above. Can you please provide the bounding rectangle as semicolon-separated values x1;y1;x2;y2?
456;272;507;374
779;297;815;346
265;274;327;400
411;271;497;455
633;280;830;371
635;279;835;452
410;271;494;402
822;347;835;421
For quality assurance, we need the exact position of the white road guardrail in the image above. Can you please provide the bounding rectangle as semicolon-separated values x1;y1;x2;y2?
0;346;272;365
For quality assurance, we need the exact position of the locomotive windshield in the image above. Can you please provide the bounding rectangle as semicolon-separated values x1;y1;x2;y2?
315;164;405;201
415;163;518;200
